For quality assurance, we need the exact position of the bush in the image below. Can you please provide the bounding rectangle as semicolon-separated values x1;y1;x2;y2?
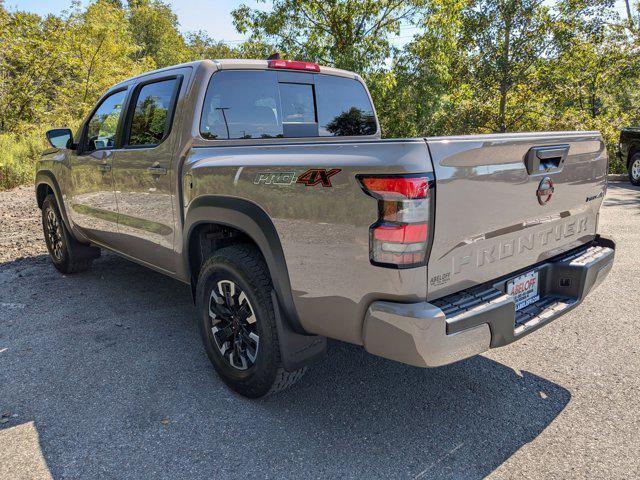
0;132;46;190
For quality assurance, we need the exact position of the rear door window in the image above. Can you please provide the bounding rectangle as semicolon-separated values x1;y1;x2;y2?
200;70;376;140
201;71;282;140
127;78;180;147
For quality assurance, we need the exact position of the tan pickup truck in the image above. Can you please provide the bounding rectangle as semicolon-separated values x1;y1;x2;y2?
36;58;615;397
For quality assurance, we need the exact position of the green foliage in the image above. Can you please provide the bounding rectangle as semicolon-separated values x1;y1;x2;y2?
128;0;190;67
1;0;639;190
232;0;428;72
0;132;45;190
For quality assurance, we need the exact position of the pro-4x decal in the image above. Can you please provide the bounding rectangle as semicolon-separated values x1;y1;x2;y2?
296;168;341;187
253;168;342;187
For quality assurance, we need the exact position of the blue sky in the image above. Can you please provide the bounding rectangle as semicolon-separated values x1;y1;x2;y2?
4;0;630;47
3;0;260;43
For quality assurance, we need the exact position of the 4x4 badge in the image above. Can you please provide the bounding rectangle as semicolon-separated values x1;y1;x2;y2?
296;169;341;187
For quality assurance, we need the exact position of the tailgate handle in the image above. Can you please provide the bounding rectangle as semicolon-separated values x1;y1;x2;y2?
524;145;569;175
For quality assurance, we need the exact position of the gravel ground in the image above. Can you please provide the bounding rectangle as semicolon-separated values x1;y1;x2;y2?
0;186;47;263
0;183;639;479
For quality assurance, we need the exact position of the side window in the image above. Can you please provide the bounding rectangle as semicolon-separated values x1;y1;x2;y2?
279;82;317;137
201;71;283;140
280;83;315;123
85;90;127;152
127;78;179;147
315;75;377;137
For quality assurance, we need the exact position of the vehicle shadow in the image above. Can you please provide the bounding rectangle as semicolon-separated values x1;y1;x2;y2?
605;181;640;209
0;253;570;480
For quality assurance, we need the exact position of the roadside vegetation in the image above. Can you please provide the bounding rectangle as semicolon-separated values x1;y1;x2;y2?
1;0;639;190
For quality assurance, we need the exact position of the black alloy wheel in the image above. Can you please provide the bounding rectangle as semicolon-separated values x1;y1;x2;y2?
208;279;260;371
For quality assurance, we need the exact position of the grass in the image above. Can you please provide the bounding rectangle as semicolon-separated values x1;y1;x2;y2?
0;132;46;190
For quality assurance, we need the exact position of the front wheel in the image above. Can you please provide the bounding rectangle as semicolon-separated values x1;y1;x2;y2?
41;194;99;274
196;245;306;398
629;153;640;186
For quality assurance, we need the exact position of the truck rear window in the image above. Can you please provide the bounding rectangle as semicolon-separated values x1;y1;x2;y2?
200;70;377;140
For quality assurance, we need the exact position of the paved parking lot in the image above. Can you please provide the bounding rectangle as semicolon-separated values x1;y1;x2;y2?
0;182;638;479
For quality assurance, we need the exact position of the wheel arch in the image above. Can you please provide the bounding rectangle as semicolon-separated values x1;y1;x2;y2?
627;143;640;169
184;195;306;335
35;170;73;231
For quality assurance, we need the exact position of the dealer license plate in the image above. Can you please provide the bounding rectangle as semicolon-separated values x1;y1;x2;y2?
507;270;540;312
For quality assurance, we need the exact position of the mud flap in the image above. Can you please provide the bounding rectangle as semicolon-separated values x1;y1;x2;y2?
271;290;327;372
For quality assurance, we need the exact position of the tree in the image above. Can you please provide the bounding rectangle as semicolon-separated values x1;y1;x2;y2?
0;9;73;131
67;0;149;118
460;0;555;132
128;0;190;68
375;0;468;137
185;31;237;60
232;0;427;72
624;0;636;30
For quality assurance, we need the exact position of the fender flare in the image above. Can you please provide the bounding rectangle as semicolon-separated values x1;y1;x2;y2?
183;195;305;334
627;143;640;169
35;170;72;231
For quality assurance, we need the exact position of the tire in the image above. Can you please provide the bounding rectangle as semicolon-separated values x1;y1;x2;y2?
41;194;99;274
196;244;306;398
629;153;640;186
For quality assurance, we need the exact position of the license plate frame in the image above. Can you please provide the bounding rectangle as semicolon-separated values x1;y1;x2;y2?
507;270;540;312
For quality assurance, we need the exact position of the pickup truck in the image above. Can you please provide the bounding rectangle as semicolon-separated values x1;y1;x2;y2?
618;127;640;185
36;59;615;398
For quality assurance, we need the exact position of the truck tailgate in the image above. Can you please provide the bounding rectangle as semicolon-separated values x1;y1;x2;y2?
425;131;608;300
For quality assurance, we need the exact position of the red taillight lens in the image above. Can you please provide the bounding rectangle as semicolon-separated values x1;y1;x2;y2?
358;173;435;269
373;224;428;243
360;176;430;200
267;59;320;72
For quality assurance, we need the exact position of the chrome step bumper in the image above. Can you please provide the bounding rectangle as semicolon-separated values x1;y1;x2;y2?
362;236;615;368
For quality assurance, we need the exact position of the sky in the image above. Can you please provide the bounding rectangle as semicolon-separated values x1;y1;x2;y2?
3;0;631;48
3;0;258;43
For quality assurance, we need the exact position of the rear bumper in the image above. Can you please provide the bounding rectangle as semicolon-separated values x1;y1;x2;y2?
362;235;615;368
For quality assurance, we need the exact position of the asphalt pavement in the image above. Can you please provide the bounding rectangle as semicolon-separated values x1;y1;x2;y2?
0;182;638;479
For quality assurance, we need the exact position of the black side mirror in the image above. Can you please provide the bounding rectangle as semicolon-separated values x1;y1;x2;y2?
46;128;74;149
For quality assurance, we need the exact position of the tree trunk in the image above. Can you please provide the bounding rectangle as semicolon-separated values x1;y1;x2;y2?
498;16;511;133
624;0;635;31
498;87;508;133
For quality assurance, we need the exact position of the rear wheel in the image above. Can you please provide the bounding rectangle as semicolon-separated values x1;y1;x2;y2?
41;194;99;273
196;244;306;398
629;153;640;186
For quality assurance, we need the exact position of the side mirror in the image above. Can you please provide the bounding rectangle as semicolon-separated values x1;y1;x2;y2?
46;128;74;149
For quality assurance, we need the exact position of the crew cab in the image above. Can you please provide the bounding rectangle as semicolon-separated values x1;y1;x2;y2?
36;59;615;397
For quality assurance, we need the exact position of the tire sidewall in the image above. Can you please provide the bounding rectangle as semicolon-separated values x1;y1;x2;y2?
630;154;640;186
196;253;279;395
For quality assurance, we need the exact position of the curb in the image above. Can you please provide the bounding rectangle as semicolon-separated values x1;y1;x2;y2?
608;174;628;182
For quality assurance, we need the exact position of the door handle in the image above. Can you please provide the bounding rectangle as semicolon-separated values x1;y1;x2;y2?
524;145;569;175
147;165;168;175
97;163;111;172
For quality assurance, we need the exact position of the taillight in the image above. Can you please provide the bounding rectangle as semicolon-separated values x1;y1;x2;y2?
358;173;435;268
267;59;320;72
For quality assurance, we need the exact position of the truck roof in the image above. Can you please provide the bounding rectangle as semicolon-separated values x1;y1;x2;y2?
112;59;359;89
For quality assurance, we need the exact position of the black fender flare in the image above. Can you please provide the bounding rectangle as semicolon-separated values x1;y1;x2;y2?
35;170;72;231
183;195;327;371
184;195;304;334
627;143;640;169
